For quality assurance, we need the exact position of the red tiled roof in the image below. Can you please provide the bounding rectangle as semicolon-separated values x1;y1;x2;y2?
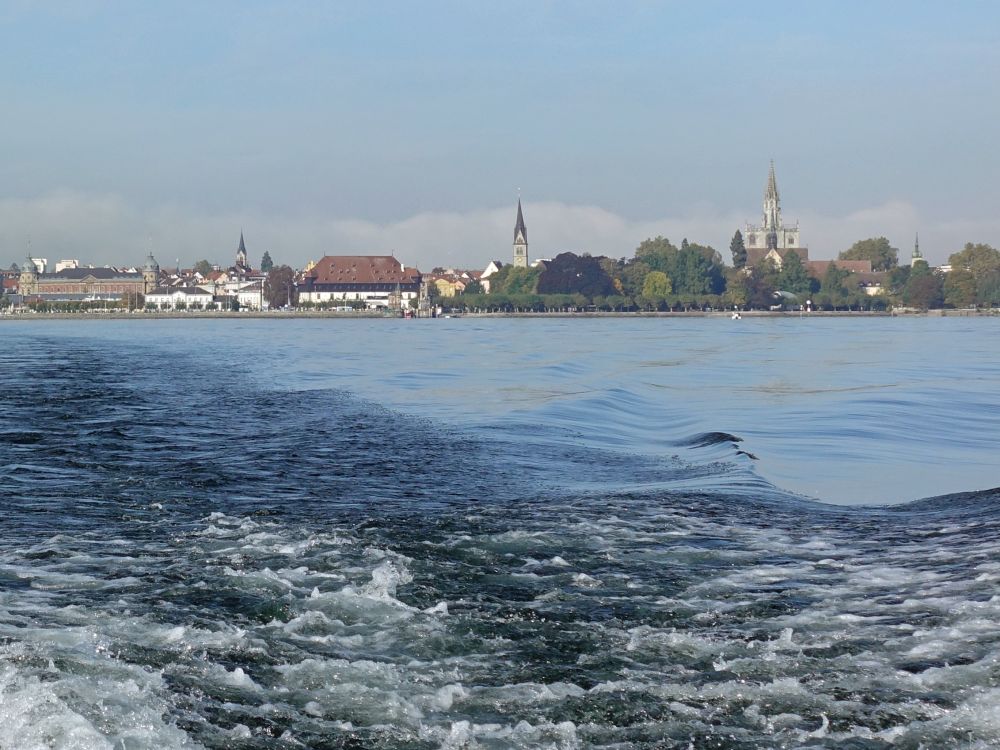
309;256;420;284
807;259;873;276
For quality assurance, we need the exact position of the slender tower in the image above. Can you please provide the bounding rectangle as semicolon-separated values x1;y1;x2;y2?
513;198;528;268
236;231;248;268
763;161;780;250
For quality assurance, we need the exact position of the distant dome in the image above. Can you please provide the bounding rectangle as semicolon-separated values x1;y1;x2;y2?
143;254;160;272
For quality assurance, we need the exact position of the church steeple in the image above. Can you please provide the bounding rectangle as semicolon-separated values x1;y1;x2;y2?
513;197;528;268
236;231;248;268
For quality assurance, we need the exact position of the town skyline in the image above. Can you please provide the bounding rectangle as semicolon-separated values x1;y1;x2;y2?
2;2;998;269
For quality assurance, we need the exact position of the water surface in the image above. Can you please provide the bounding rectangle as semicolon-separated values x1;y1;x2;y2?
1;317;998;749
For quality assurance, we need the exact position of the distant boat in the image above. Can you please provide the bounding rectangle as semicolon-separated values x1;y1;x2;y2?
732;311;742;320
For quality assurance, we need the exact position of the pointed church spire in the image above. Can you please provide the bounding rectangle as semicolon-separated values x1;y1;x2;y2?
236;230;248;268
513;197;528;268
514;198;527;243
764;160;779;204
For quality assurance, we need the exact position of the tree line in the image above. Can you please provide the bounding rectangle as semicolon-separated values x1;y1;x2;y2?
434;235;1000;312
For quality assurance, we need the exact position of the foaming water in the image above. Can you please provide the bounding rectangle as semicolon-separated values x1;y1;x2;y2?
1;319;999;748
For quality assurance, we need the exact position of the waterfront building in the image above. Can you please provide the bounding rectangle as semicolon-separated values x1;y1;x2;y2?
513;199;528;268
744;162;807;267
145;286;215;311
18;253;160;302
297;255;422;309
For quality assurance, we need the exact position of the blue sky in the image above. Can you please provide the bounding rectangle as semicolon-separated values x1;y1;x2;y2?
1;1;998;268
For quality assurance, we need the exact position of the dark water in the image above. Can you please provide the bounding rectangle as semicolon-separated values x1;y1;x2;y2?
1;319;999;749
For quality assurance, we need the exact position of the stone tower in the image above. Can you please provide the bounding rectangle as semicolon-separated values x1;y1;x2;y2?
513;199;528;268
142;253;160;293
19;256;37;296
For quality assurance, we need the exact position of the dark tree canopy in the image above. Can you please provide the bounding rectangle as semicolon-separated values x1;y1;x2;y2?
776;251;812;295
193;259;213;276
730;230;747;269
260;251;274;273
904;271;944;309
264;265;298;309
839;237;898;271
537;252;616;297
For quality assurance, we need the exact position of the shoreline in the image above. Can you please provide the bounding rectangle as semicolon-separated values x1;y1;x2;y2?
1;309;996;322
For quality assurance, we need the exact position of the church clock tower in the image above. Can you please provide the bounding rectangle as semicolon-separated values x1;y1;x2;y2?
513;198;528;268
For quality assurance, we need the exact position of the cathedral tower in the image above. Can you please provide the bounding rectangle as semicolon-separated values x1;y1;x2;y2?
513;198;528;268
744;162;802;252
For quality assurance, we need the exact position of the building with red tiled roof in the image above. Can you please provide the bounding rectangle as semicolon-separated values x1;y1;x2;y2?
297;255;422;309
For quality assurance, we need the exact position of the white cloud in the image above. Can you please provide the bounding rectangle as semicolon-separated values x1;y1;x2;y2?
1;190;996;271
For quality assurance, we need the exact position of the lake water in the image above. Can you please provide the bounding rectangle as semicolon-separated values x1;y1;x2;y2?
1;316;999;748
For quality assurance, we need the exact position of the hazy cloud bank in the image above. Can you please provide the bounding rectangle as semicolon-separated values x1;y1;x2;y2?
1;190;995;272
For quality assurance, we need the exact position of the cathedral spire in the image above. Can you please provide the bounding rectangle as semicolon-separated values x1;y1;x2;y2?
762;161;782;235
514;199;527;243
764;160;779;204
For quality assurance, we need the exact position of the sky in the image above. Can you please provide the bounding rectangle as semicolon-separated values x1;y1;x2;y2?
1;0;998;270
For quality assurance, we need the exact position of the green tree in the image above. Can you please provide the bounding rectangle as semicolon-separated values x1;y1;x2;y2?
193;259;213;276
948;242;1000;278
463;279;484;295
260;251;274;273
887;265;911;295
943;269;977;308
489;265;541;295
723;267;748;308
634;236;679;274
776;251;812;295
839;237;899;271
820;264;851;308
977;270;1000;307
730;230;747;269
641;270;672;300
